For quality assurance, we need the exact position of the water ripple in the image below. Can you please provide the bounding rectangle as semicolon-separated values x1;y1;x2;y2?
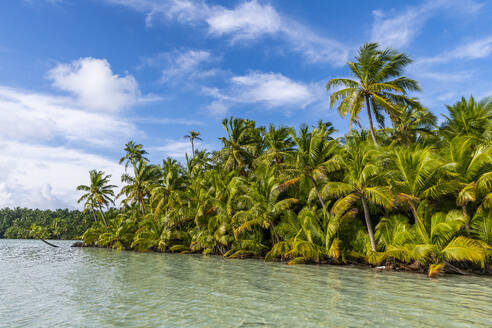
1;240;491;327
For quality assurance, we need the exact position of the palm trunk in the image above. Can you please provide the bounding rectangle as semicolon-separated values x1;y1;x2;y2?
309;176;326;215
90;208;98;222
409;200;429;241
98;205;108;227
360;196;377;252
365;95;378;145
191;139;195;157
462;205;470;236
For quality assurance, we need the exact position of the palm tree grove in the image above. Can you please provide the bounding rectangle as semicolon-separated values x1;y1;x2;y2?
75;43;492;278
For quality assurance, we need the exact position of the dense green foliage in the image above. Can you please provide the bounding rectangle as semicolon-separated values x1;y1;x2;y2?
0;207;92;239
78;43;492;275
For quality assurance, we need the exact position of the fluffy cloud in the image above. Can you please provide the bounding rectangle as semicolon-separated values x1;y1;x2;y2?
47;57;141;112
0;141;124;209
0;86;137;147
371;0;482;48
206;1;282;40
105;0;348;65
0;57;156;209
230;72;314;108
202;71;319;116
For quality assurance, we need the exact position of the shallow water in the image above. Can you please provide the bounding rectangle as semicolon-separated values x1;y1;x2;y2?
1;239;491;327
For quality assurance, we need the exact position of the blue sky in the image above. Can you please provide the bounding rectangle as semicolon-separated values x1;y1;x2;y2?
1;0;491;209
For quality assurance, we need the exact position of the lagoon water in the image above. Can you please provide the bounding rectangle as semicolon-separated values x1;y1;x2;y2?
1;239;491;327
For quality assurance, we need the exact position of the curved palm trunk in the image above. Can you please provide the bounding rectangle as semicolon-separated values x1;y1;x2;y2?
90;208;98;222
408;200;429;241
98;205;108;227
364;95;378;145
360;196;377;252
309;176;326;215
462;205;471;236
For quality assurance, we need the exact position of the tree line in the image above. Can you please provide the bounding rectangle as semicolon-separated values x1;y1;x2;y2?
0;207;92;239
77;43;492;277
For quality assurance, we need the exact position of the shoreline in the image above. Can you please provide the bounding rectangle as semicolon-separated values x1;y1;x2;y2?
72;242;492;278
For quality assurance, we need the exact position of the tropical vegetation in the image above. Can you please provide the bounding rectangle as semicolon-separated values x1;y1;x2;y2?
74;43;492;276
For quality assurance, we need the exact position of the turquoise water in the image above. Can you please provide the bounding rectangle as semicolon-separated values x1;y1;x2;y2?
1;239;491;327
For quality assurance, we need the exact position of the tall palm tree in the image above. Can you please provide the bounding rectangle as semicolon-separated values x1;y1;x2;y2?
184;130;202;157
284;124;342;216
77;170;116;227
119;141;149;170
322;136;393;251
326;42;421;145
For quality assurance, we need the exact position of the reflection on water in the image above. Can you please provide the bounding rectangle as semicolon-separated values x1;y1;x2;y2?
1;239;491;327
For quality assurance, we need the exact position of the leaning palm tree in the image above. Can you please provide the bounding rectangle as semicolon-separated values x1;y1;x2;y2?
77;170;116;227
184;130;202;157
119;141;149;170
385;207;490;276
322;135;394;251
326;42;421;145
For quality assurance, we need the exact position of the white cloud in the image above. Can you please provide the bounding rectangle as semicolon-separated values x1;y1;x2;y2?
206;100;229;117
0;86;137;147
202;71;320;115
230;72;314;108
105;0;348;65
47;57;141;112
160;49;214;82
417;36;492;65
371;0;482;48
150;139;208;158
207;1;282;40
0;141;124;209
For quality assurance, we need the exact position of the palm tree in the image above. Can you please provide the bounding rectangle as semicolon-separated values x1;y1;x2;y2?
441;96;492;141
326;42;421;145
255;124;294;166
184;130;202;157
284;124;342;216
233;164;298;245
390;146;458;240
322;136;393;251
119;160;159;213
445;136;492;232
385;207;490;276
217;117;263;173
119;141;149;170
387;105;437;145
77;170;116;227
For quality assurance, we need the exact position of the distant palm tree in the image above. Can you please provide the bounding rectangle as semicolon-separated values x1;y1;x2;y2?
285;124;342;216
327;42;421;145
441;96;492;141
77;170;116;227
388;105;437;145
184;130;202;157
119;141;149;170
